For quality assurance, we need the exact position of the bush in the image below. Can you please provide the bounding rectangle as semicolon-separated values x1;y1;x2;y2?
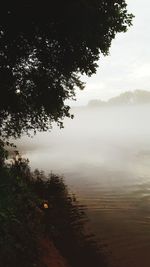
0;144;43;267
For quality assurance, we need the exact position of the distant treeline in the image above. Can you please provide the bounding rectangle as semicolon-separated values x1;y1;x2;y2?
88;90;150;108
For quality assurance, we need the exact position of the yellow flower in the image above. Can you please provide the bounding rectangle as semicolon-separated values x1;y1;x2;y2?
43;203;48;209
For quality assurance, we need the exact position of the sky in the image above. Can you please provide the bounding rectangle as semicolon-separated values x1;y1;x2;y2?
68;0;150;106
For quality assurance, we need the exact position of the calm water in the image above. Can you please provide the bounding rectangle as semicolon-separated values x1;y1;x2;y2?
17;105;150;267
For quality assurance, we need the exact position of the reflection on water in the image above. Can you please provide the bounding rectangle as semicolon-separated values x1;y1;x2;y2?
17;105;150;267
68;175;150;267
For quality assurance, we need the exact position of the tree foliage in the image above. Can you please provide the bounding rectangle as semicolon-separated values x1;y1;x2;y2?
0;1;133;137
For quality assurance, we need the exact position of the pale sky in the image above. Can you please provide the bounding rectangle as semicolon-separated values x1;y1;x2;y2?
68;0;150;106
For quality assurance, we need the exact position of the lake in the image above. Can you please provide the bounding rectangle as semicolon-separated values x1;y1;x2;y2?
17;105;150;267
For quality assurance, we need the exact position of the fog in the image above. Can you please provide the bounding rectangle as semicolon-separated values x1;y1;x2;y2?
17;104;150;188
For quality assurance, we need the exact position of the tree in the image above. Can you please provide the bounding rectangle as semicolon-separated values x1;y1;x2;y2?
0;1;133;138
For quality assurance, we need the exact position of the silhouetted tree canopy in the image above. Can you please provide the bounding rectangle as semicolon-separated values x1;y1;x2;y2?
0;1;133;138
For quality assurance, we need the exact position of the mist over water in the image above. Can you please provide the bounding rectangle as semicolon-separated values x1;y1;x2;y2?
17;104;150;267
18;104;150;178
